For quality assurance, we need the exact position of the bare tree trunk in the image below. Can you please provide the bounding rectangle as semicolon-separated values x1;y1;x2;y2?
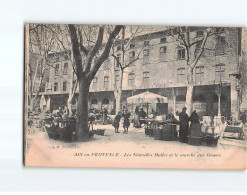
114;27;125;114
76;77;90;141
186;67;194;116
115;70;123;113
67;73;77;115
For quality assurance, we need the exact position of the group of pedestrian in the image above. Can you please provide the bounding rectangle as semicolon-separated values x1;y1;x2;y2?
178;107;201;143
112;109;131;134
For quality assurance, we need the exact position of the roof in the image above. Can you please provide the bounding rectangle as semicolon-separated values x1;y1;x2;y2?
127;91;168;104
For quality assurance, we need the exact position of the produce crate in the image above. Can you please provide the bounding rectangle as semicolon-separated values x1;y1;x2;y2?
162;124;176;141
96;129;105;136
204;136;219;147
188;136;203;146
153;128;163;140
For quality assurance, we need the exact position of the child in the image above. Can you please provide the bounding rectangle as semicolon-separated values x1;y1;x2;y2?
123;109;131;134
113;111;121;133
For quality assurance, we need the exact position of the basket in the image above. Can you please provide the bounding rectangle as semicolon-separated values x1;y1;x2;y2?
188;136;203;146
203;134;219;147
145;128;153;136
153;128;163;140
162;124;176;141
204;137;218;147
96;129;105;136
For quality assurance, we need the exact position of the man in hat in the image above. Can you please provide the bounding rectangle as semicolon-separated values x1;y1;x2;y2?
179;107;189;143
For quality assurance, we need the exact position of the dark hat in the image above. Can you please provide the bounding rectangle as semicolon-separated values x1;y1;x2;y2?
182;107;187;111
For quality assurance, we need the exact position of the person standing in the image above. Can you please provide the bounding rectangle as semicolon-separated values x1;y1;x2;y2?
113;111;121;133
240;111;246;125
179;107;189;143
133;106;140;128
123;109;131;134
102;108;108;125
189;110;201;137
139;108;147;127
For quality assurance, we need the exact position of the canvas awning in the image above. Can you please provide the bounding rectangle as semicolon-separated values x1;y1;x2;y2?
127;91;168;104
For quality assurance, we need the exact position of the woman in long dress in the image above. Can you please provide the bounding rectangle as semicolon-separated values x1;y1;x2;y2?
179;107;189;143
133;106;140;128
102;108;108;125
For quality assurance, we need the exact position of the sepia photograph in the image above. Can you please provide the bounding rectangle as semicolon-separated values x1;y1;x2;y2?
24;24;247;169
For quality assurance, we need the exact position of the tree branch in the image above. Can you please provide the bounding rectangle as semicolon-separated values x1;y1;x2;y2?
87;25;123;81
84;27;104;73
68;24;83;79
191;31;210;69
111;54;123;71
78;28;89;55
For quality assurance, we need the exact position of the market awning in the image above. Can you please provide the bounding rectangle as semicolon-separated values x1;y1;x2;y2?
127;91;168;104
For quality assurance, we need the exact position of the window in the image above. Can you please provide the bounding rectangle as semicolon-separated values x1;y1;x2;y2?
143;49;150;64
63;81;67;91
55;64;59;76
159;46;167;61
195;66;204;83
128;73;135;86
117;45;122;51
103;60;109;70
91;99;98;105
142;72;149;88
116;54;121;67
177;47;185;60
160;37;167;43
63;63;68;75
196;30;204;37
215;64;225;81
177;68;186;83
129;51;135;64
54;82;58;92
194;40;203;57
54;54;59;62
93;77;98;89
104;76;109;89
130;43;135;49
144;40;149;46
215;36;227;55
64;53;69;60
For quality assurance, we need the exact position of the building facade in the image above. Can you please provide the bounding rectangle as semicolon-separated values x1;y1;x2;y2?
37;27;246;118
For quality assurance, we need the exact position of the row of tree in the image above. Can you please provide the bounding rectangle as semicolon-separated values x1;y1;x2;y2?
27;24;243;141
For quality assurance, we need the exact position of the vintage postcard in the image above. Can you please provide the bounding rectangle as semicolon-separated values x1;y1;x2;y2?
24;24;247;169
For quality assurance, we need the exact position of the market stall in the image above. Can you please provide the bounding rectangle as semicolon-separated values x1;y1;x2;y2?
127;91;168;115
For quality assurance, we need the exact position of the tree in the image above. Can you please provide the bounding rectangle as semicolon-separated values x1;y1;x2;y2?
239;27;247;111
111;26;144;113
169;26;224;115
68;24;123;141
28;24;56;111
